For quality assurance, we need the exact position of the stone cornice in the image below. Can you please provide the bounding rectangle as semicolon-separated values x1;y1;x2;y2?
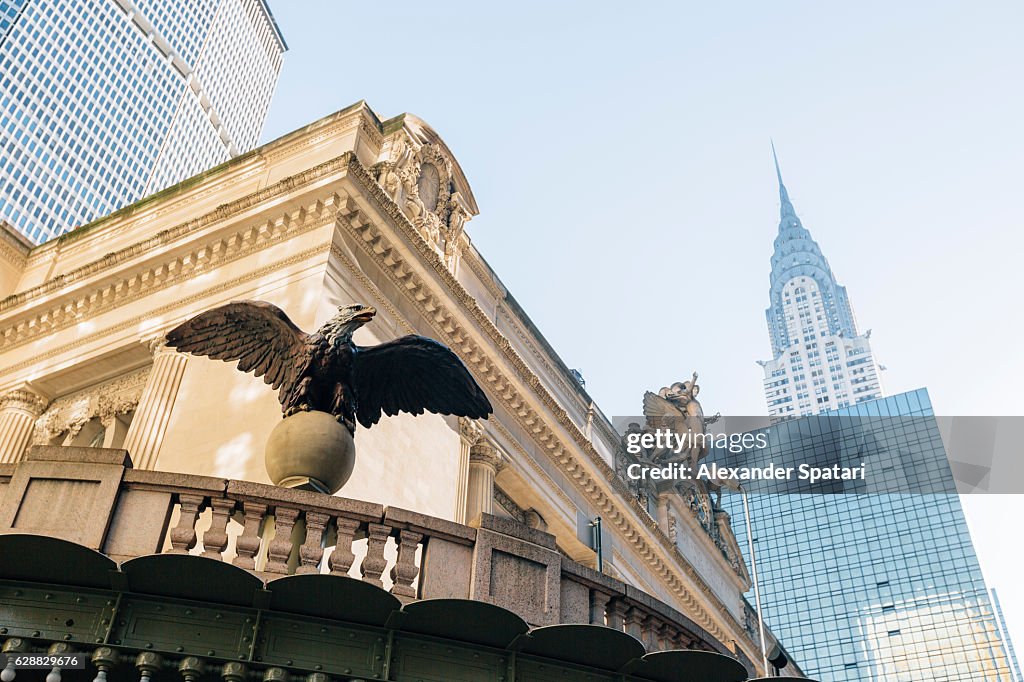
21;105;379;268
0;241;332;380
3;154;355;315
0;222;30;268
262;104;382;163
460;246;507;301
0;161;354;352
327;242;579;516
337;155;758;657
496;303;591;422
327;245;416;338
489;419;576;511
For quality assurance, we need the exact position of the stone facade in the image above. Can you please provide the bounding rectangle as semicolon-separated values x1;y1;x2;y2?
0;102;772;671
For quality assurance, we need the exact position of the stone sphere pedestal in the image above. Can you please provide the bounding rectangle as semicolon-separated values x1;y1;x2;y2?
265;411;355;495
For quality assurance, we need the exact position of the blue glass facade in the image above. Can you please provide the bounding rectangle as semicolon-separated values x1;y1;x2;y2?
993;589;1023;681
0;0;285;243
717;390;1014;680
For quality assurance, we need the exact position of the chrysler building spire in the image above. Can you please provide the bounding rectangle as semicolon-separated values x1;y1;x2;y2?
760;145;884;416
771;140;797;220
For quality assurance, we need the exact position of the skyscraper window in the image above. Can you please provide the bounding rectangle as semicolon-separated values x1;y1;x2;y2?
0;0;286;243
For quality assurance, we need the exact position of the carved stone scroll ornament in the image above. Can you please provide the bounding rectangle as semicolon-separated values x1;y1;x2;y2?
375;161;401;202
376;134;469;269
443;191;471;271
32;368;149;445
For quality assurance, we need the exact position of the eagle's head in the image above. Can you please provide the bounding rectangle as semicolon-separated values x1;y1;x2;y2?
322;304;377;345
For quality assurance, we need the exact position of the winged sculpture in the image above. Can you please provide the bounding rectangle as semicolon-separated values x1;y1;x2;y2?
642;373;707;467
166;301;492;435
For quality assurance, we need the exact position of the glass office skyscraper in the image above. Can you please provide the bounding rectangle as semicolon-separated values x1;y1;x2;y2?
715;390;1013;680
993;589;1023;681
0;0;285;243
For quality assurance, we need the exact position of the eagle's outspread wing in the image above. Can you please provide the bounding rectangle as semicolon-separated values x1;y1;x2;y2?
351;335;492;428
165;301;312;404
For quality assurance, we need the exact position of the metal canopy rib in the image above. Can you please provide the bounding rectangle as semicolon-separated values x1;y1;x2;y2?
399;598;530;649
0;534;117;588
121;554;263;607
625;650;749;682
267;573;400;626
521;624;646;670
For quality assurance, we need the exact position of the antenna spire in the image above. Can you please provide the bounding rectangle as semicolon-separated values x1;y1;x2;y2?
771;140;796;219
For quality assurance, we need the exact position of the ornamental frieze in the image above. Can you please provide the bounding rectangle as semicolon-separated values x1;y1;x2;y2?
32;367;150;445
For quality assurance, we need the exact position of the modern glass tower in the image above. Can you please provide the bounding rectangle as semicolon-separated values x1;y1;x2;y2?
993;589;1023;681
759;145;883;417
0;0;285;243
715;390;1014;681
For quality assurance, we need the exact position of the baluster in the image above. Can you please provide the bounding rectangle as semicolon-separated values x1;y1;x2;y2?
658;624;676;651
625;606;645;640
641;615;659;650
297;512;329;574
328;518;360;576
233;502;267;570
265;507;300;575
389;530;422;598
168;494;205;554
674;630;696;650
589;590;612;626
607;599;628;631
202;499;235;560
359;523;390;587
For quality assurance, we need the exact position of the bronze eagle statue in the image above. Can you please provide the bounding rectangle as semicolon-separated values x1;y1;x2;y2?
165;301;492;435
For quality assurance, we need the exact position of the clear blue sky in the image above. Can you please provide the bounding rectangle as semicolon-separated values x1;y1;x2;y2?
260;0;1024;652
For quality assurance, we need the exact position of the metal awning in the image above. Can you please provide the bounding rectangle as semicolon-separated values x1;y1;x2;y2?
0;534;819;681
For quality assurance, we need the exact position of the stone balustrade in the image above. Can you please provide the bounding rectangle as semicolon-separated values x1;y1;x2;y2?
0;446;791;677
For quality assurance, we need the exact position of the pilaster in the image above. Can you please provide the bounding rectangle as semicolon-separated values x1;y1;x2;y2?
0;384;50;463
455;417;483;523
465;437;501;523
122;337;188;470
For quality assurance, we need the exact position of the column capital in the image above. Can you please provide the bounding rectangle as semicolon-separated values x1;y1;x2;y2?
0;383;51;416
141;331;179;357
469;438;502;471
458;416;484;443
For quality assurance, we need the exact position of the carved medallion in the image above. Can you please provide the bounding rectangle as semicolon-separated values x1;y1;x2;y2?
418;162;440;213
